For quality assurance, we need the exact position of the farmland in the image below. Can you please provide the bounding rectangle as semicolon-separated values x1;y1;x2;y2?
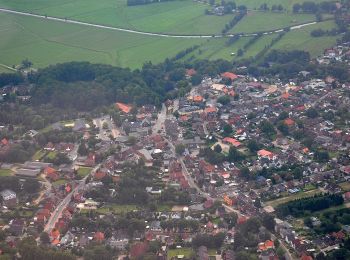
0;0;339;69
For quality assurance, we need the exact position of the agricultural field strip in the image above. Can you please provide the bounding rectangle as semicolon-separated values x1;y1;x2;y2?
0;7;321;38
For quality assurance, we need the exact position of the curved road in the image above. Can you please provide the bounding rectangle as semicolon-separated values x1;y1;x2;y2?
0;7;318;39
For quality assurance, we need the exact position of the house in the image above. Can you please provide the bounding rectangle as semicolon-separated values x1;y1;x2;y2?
107;236;129;250
0;189;17;208
94;231;105;243
258;240;275;252
223;137;241;147
116;102;132;114
257;149;276;160
221;72;238;81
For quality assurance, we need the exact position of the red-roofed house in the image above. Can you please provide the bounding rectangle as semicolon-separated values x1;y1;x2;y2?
94;171;106;180
221;72;238;81
94;231;105;242
223;137;241;147
186;68;196;77
257;149;276;160
115;102;132;114
284;118;295;126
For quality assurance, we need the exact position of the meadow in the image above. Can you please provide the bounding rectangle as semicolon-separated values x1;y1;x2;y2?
0;12;204;69
0;0;318;35
0;0;340;69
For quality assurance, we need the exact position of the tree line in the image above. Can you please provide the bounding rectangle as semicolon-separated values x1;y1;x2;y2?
276;193;344;217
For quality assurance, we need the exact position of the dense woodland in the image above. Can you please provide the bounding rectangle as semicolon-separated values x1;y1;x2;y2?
276;194;344;217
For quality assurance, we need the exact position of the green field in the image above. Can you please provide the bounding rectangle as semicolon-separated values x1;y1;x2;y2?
272;20;339;57
83;204;138;214
77;167;92;178
0;169;13;176
0;12;204;68
167;248;195;260
0;0;339;69
0;0;232;35
231;11;315;34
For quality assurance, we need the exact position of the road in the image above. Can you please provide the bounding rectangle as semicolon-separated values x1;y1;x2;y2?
271;234;295;260
34;176;52;205
152;104;167;134
44;164;100;233
0;8;323;39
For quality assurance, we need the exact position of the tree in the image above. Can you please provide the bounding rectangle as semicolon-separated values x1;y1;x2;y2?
314;150;330;162
276;246;285;259
175;144;185;155
247;140;260;152
228;147;245;162
78;141;89;156
306;107;319;118
223;123;233;134
217;95;230;105
214;144;222;153
40;232;50;245
259;120;276;136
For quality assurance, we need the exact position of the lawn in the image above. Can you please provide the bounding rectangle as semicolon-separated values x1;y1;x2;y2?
46;151;57;160
0;12;205;69
0;169;13;176
52;179;67;186
32;149;47;161
231;11;315;34
265;189;323;208
95;204;138;214
77;167;92;178
167;248;195;260
339;182;350;192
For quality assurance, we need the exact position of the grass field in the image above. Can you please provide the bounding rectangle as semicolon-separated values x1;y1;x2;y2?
77;167;92;178
272;20;339;57
339;182;350;192
231;11;315;34
52;179;67;186
0;0;232;35
0;12;205;68
32;149;47;161
167;248;195;260
0;1;339;69
0;169;13;176
265;189;323;208
95;204;138;214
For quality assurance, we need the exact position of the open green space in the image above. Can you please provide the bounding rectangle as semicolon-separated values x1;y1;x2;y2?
95;204;138;214
0;1;338;70
0;12;204;69
167;248;195;260
0;0;232;35
272;20;339;57
231;11;315;34
52;179;67;186
77;167;92;178
339;182;350;192
32;149;47;161
265;189;322;208
0;169;13;176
